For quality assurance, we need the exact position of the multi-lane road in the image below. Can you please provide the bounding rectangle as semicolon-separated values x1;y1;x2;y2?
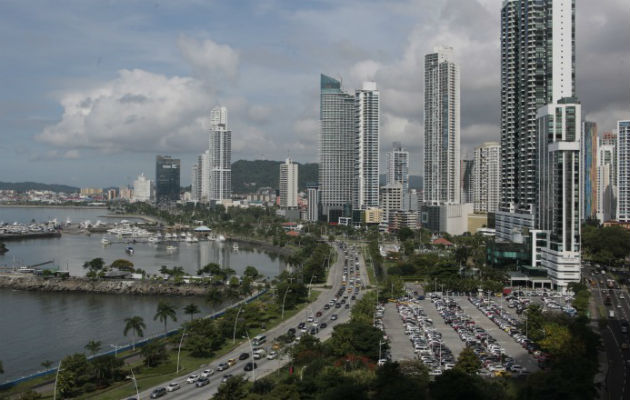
132;242;368;400
584;265;630;400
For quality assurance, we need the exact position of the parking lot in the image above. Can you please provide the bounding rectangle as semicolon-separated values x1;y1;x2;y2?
420;298;464;359
382;302;416;361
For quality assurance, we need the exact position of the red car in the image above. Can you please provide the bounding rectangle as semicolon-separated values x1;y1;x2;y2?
315;311;323;317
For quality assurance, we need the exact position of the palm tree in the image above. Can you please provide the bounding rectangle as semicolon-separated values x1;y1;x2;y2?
0;360;4;374
184;303;200;321
154;302;177;335
123;316;146;350
41;360;54;370
85;340;102;356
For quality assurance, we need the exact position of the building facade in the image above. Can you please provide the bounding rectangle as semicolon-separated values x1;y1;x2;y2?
473;142;500;213
354;82;380;210
306;183;319;222
191;155;202;202
461;159;474;204
155;155;180;203
424;46;460;204
598;137;616;222
319;74;355;221
581;121;598;220
379;183;403;228
133;173;152;202
280;158;298;208
208;106;232;202
617;121;630;222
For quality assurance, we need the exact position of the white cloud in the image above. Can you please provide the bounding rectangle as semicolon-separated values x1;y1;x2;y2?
177;35;239;81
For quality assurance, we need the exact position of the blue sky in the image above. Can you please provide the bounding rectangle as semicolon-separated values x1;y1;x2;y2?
1;0;628;187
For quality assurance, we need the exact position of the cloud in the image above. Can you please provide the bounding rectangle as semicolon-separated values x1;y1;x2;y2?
30;149;81;161
177;35;239;81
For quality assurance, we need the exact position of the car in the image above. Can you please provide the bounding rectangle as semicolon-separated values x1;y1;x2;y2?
288;328;297;336
244;362;258;371
345;304;350;309
307;316;314;322
217;362;229;371
201;368;214;378
324;304;330;310
335;303;341;308
196;377;210;387
186;374;200;384
377;359;387;366
150;387;167;398
297;322;306;329
331;314;338;321
221;374;233;383
319;322;328;329
621;294;626;299
227;358;237;366
316;311;323;317
166;382;180;392
267;350;278;360
239;352;250;360
309;327;319;335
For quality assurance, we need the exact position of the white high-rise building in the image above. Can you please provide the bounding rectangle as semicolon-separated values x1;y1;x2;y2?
424;46;460;204
319;74;355;222
379;183;403;227
208;106;232;202
597;140;616;222
280;158;298;208
537;99;582;289
200;150;211;202
354;82;380;210
132;173;152;202
473;142;500;213
387;142;409;197
306;184;319;222
617;121;630;222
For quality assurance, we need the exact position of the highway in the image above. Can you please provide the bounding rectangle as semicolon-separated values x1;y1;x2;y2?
584;265;630;400
131;242;367;400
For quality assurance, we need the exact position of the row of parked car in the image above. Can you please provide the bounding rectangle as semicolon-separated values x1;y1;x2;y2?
468;297;544;364
431;295;527;376
397;299;456;376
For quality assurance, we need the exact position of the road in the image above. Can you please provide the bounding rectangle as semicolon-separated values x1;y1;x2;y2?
584;265;630;400
132;242;367;400
382;303;415;361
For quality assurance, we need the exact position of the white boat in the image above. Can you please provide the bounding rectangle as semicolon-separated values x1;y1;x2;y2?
185;234;194;243
65;218;72;226
101;237;111;245
166;245;177;252
217;235;226;242
125;246;134;255
148;236;160;243
232;243;239;251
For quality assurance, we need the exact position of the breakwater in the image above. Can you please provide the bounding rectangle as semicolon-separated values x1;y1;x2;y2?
0;231;61;241
0;273;207;296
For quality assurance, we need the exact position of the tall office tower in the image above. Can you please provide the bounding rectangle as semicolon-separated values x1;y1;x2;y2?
601;132;618;186
424;46;460;204
208;107;232;202
498;0;575;237
387;142;409;192
460;159;474;204
280;158;298;208
191;155;202;202
210;106;228;130
617;121;630;222
155;155;181;203
581;121;598;220
379;183;404;226
319;74;355;222
200;150;210;202
598;140;616;222
306;183;319;222
354;82;380;210
537;99;581;289
473;142;500;213
132;173;153;202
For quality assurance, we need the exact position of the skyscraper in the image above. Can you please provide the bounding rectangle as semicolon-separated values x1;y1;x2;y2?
499;0;575;218
537;99;582;287
460;159;474;204
387;142;409;196
306;183;319;222
424;46;460;204
208;106;232;202
473;142;500;213
597;138;616;222
617;121;630;222
132;173;153;203
581;121;598;220
319;74;355;222
191;155;202;202
280;158;298;208
354;82;380;210
155;155;180;203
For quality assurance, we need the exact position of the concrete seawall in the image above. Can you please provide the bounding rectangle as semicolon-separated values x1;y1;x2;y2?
0;273;208;296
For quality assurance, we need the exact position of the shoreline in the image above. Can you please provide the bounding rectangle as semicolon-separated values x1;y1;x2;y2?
0;204;108;209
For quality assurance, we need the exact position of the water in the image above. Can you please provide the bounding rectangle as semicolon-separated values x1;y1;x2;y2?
0;206;143;225
0;207;286;382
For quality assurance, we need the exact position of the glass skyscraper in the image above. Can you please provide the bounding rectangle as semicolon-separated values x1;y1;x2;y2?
155;155;181;203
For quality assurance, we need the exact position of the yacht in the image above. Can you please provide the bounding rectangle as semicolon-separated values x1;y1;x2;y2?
166;245;177;252
125;246;134;255
148;236;160;244
232;243;239;251
101;237;111;245
217;235;226;242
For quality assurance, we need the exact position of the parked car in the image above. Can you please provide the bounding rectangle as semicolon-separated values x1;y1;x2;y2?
150;387;166;398
267;350;278;360
166;382;180;392
331;314;338;321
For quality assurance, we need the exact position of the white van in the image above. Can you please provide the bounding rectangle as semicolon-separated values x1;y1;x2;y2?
253;349;267;360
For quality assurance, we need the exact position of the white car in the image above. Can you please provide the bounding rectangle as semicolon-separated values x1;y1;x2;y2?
267;351;278;360
377;359;387;367
307;316;314;323
201;369;214;378
166;382;180;392
186;374;199;384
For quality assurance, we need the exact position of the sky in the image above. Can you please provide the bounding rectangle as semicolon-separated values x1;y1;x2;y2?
1;0;629;187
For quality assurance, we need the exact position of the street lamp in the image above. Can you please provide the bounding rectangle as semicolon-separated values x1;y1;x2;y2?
110;344;123;357
53;360;63;400
130;367;140;400
176;330;186;373
245;330;256;382
233;305;244;344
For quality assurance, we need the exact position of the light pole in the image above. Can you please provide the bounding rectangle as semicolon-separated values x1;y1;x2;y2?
130;367;140;400
176;330;186;373
233;305;244;344
53;360;63;400
281;277;294;320
110;344;123;357
245;330;256;382
308;273;316;300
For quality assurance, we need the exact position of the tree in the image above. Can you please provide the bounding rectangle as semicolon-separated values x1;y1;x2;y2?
140;342;169;367
374;361;429;400
327;321;387;360
0;360;3;374
198;262;222;276
154;301;178;334
184;318;226;358
184;303;200;321
206;287;224;307
243;266;260;279
110;259;134;271
85;340;102;356
41;360;54;370
454;346;481;374
214;374;249;400
524;304;545;341
83;258;105;271
398;227;414;243
123;316;146;349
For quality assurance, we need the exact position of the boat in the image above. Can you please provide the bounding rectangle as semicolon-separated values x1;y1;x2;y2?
101;237;111;245
148;236;160;243
65;218;72;226
232;243;239;251
125;246;134;255
166;245;177;252
217;235;226;242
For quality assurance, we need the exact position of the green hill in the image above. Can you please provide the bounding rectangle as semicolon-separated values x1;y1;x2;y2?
231;160;318;194
0;181;79;193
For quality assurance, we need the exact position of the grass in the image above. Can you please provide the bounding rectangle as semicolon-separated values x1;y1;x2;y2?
361;246;377;285
10;290;322;400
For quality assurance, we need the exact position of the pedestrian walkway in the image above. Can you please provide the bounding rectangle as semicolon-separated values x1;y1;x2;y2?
383;303;416;361
457;297;538;372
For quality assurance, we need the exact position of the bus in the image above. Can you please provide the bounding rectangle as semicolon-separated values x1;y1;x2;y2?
252;334;266;346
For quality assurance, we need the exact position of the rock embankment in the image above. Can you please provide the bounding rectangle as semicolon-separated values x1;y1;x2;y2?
0;273;207;296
